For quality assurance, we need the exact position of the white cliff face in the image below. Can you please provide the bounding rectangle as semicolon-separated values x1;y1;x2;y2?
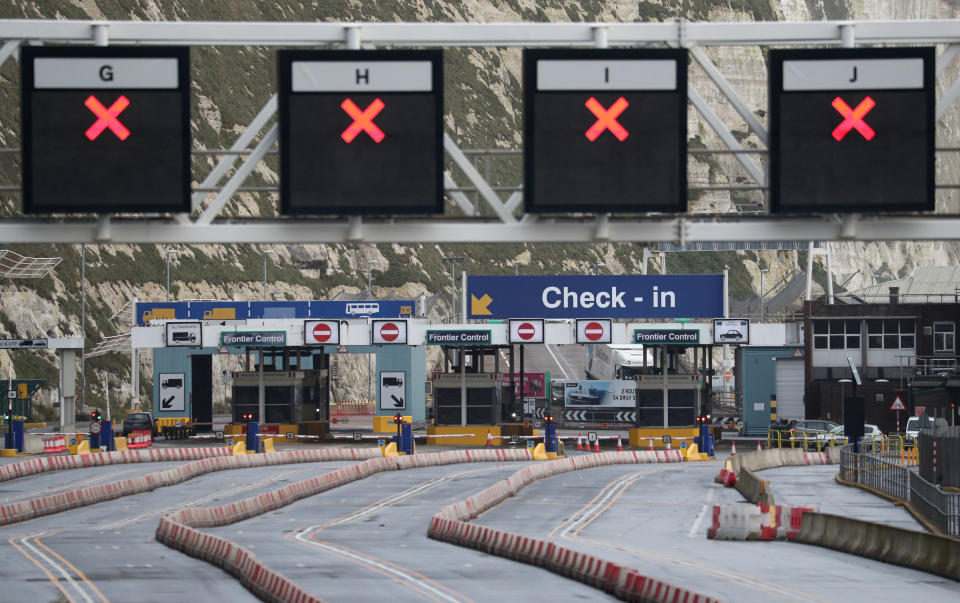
2;0;960;410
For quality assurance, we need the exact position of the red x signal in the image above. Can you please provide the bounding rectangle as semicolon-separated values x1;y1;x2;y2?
831;96;875;142
341;98;385;143
85;95;130;141
585;96;629;142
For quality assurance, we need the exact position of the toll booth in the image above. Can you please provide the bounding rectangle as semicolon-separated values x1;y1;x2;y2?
231;370;326;423
431;346;506;425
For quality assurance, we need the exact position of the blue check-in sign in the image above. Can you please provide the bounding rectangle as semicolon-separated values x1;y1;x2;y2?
466;275;723;319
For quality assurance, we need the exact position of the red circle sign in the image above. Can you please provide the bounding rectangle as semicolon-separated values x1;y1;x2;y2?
517;322;537;340
584;321;605;341
312;322;332;343
380;322;399;342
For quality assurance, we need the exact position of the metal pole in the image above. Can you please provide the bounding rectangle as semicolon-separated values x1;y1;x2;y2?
460;346;467;426
263;253;267;301
166;254;170;302
80;243;85;414
258;348;265;423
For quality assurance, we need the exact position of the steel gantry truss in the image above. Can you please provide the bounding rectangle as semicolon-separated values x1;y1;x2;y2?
1;19;960;244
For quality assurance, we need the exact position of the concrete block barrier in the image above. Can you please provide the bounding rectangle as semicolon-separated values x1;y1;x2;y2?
0;446;233;484
792;511;960;580
0;448;383;526
734;468;774;505
426;450;720;603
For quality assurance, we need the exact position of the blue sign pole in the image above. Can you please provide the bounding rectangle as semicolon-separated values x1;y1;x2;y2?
466;275;724;319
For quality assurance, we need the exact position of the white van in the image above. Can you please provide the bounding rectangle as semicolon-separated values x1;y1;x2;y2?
346;302;379;316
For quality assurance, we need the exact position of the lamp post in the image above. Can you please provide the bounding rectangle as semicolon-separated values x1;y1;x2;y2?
262;249;275;301
513;260;524;276
442;256;467;323
366;259;378;296
366;259;378;401
759;268;768;320
165;248;178;302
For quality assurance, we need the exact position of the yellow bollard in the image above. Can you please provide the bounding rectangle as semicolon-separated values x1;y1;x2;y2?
114;437;128;451
532;442;548;461
383;442;399;458
262;437;275;453
231;440;246;456
76;439;91;455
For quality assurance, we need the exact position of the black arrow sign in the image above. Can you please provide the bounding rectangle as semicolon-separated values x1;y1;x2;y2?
390;394;405;408
161;395;176;409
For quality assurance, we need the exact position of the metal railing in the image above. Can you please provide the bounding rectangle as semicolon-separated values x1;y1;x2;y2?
839;442;960;537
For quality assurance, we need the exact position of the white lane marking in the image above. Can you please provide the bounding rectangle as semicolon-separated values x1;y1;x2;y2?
544;344;571;379
294;536;464;603
559;472;645;539
20;532;96;603
687;487;714;538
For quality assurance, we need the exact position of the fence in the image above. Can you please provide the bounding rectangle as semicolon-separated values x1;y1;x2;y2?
839;442;960;537
918;426;960;488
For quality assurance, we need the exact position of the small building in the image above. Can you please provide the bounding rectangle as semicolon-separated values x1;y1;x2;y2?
804;267;960;433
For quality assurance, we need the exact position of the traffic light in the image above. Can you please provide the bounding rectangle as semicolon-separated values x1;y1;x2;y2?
90;409;102;422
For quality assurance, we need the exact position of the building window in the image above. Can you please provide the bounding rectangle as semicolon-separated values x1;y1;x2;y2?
934;322;955;354
813;318;861;350
866;318;915;350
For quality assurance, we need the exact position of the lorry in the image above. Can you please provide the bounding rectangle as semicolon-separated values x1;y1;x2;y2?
141;307;176;324
585;344;650;380
202;307;236;320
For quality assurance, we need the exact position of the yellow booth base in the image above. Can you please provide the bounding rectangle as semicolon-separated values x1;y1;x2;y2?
373;415;412;433
426;425;501;446
629;427;699;449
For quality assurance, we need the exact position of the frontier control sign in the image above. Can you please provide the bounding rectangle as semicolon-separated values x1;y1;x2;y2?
426;330;492;345
633;329;700;345
220;332;286;346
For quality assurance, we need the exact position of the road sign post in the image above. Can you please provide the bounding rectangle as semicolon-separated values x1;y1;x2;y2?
21;46;191;213
279;50;444;214
523;48;687;213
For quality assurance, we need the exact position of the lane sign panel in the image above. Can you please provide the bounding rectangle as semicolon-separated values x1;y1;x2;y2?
372;320;408;345
304;320;340;345
21;46;190;214
524;48;687;213
770;48;935;213
509;319;545;344
380;371;406;411
158;372;185;413
713;319;749;344
279;50;444;215
165;321;202;347
576;319;612;344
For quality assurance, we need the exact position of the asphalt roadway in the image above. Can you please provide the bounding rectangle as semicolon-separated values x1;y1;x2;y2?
0;448;957;602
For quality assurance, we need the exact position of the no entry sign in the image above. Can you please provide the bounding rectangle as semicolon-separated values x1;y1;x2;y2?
576;319;612;344
304;320;340;345
372;319;408;345
509;319;545;344
21;46;190;213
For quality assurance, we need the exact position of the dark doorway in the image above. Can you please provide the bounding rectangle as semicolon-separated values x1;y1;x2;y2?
191;354;213;431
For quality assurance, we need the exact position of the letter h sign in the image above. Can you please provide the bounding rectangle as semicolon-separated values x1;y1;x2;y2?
279;49;444;216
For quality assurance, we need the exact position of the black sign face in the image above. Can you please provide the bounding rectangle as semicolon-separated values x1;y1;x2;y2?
425;330;492;345
279;50;444;215
633;329;699;345
523;48;687;213
21;46;190;214
770;48;935;213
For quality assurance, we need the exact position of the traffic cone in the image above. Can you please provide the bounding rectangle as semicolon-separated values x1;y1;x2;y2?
666;439;672;450
576;433;583;451
757;440;762;452
730;441;737;456
648;438;654;451
616;434;623;452
593;439;600;452
486;429;493;447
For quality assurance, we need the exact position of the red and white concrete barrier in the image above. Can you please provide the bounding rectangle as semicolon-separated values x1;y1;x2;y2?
41;435;67;454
